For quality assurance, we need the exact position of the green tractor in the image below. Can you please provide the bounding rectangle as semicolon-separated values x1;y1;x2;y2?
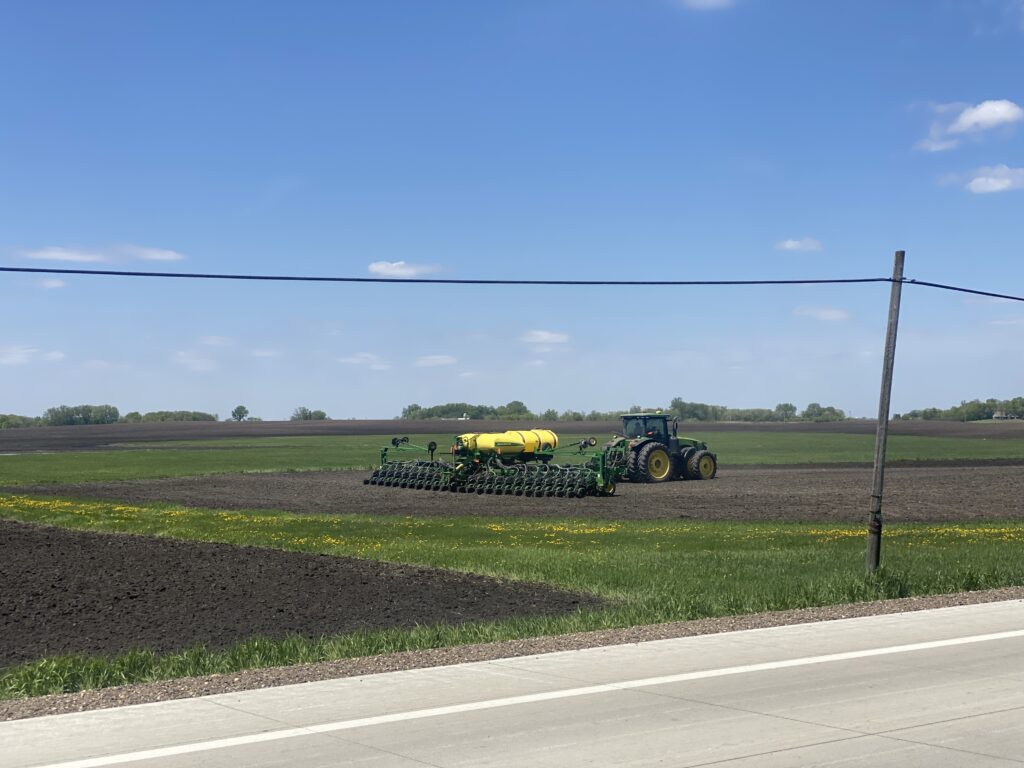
602;413;717;483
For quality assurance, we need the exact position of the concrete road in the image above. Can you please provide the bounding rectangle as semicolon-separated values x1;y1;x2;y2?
5;600;1024;767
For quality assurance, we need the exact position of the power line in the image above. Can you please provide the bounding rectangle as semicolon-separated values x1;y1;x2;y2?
1;265;1022;301
904;279;1024;304
0;265;892;287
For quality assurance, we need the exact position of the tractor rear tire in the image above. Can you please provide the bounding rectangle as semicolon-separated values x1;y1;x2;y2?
687;450;718;480
637;443;673;483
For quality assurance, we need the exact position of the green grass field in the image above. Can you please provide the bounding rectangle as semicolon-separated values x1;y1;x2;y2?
3;493;1024;698
4;431;1024;486
3;429;1024;698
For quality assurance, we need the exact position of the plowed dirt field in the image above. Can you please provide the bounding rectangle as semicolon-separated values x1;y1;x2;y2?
3;418;1023;452
14;463;1024;522
0;520;600;667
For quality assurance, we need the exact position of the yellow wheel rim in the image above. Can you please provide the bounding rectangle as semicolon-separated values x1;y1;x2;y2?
698;455;715;478
648;448;671;480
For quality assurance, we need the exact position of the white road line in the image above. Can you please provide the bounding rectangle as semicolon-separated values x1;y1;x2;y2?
34;628;1024;768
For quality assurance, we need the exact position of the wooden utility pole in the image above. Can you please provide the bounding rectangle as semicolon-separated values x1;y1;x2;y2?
866;250;905;573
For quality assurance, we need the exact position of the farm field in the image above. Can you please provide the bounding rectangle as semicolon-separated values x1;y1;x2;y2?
11;464;1024;522
5;423;1024;486
3;420;1024;708
3;416;1024;453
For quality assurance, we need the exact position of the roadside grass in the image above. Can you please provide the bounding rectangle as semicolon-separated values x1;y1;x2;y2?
4;432;1024;486
3;493;1024;698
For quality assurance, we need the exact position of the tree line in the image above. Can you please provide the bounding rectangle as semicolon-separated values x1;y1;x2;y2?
894;397;1024;421
400;397;1024;424
400;400;847;423
0;404;332;429
0;405;219;429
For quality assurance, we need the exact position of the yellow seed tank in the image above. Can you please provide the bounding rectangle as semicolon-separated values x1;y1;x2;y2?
457;429;559;457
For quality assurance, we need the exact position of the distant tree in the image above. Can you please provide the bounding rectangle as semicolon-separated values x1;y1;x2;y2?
801;402;824;421
231;405;249;422
669;398;727;422
540;408;559;421
401;403;423;419
138;410;217;422
89;405;120;424
801;402;845;422
291;407;328;421
0;413;41;428
774;403;798;422
42;404;119;426
495;400;534;419
122;411;143;423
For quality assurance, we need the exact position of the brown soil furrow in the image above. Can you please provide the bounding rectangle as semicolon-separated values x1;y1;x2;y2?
0;520;601;668
10;465;1024;522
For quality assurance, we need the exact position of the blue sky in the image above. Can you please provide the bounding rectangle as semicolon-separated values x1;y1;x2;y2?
2;0;1022;420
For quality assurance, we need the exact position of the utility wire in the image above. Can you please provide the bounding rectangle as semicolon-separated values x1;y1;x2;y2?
904;279;1024;304
1;265;1022;302
0;265;892;287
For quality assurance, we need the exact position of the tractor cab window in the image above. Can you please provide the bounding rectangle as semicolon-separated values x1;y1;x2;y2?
645;419;667;442
623;417;644;438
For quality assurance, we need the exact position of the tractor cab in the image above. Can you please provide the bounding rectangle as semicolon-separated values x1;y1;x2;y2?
621;413;675;447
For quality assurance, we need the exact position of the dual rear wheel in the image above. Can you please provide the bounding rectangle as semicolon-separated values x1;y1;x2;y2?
632;443;718;482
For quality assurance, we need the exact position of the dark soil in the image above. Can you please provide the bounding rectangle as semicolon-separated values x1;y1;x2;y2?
0;520;601;668
3;418;1024;453
14;464;1024;522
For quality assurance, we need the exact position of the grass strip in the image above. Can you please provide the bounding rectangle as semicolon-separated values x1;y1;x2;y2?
4;494;1024;698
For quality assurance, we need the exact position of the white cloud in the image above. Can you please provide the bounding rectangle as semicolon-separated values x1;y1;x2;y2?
458;371;480;378
339;352;391;370
775;237;823;252
521;330;570;344
525;359;547;367
122;245;186;261
965;165;1024;194
949;99;1024;133
793;306;851;322
22;243;186;264
415;354;457;367
916;99;1023;151
991;317;1024;326
914;128;960;153
0;346;35;365
173;350;216;372
251;349;281;358
200;335;233;347
367;261;438;278
40;279;66;289
0;347;65;365
677;0;734;8
25;247;106;263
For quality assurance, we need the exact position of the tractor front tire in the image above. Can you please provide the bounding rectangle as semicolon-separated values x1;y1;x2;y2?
637;443;674;482
686;450;718;480
626;448;640;481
